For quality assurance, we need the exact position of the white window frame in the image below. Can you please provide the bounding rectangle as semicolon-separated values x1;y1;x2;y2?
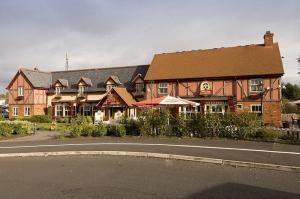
83;105;91;116
158;82;168;94
205;104;225;114
24;106;31;117
78;85;85;95
55;86;61;95
249;79;263;92
18;87;24;96
64;105;70;117
55;105;63;117
13;107;19;116
251;104;262;113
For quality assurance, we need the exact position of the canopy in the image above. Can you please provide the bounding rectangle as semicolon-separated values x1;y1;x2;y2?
133;95;199;107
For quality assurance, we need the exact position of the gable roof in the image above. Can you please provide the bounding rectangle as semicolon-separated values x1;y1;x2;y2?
145;43;284;81
54;79;68;87
104;75;122;85
96;87;136;107
21;68;52;88
77;77;93;86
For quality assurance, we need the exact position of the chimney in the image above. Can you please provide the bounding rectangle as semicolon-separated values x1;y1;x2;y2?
263;31;274;46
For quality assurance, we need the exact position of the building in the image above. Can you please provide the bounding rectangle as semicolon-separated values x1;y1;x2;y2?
6;31;284;126
144;31;284;126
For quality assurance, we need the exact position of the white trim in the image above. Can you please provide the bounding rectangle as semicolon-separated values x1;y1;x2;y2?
249;79;263;92
13;106;19;117
250;104;262;113
24;106;31;117
17;87;24;97
158;82;168;94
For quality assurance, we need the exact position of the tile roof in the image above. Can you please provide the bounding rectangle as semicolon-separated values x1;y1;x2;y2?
21;68;52;88
55;79;68;87
145;43;284;81
112;87;136;106
50;65;149;93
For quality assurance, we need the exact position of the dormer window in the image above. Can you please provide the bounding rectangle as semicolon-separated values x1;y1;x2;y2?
78;85;85;95
55;86;61;95
135;83;144;93
104;75;121;91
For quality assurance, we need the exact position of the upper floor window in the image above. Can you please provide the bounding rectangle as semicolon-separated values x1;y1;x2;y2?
78;85;85;95
55;86;61;95
158;82;168;94
135;83;144;93
18;87;24;96
24;106;31;117
13;107;19;116
249;79;263;92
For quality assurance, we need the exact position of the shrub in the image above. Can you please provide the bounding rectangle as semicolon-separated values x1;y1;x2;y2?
169;115;187;137
0;122;13;136
13;123;28;135
254;128;281;141
108;124;126;137
121;118;140;136
81;123;95;136
28;115;52;123
82;116;93;124
69;124;82;137
92;123;107;137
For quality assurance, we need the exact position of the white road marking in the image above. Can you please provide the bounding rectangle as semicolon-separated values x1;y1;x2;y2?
0;142;299;155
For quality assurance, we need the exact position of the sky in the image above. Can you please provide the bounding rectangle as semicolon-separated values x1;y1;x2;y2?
0;0;299;93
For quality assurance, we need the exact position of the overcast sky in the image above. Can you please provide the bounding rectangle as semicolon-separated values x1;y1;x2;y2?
0;0;299;93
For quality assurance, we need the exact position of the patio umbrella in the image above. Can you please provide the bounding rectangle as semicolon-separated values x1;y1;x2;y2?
133;95;199;107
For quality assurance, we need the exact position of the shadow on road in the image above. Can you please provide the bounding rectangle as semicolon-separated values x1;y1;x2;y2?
182;183;299;199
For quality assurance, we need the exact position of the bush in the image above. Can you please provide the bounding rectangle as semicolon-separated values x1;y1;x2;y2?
92;123;107;137
81;123;95;136
82;116;93;124
13;123;28;135
108;124;126;137
0;122;13;136
69;124;82;137
169;115;188;137
28;115;52;123
254;128;281;141
121;118;140;136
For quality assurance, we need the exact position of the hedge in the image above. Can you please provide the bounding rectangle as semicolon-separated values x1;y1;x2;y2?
0;120;34;137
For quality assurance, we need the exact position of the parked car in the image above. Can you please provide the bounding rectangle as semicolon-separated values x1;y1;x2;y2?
0;106;9;118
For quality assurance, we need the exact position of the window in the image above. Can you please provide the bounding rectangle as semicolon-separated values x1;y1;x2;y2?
200;81;211;91
205;104;225;114
78;86;85;95
24;106;31;117
55;105;63;117
237;104;243;110
84;105;91;116
64;105;70;117
18;87;24;96
106;84;114;91
251;104;262;113
158;82;168;94
13;107;19;116
249;79;263;92
135;83;144;93
55;86;61;95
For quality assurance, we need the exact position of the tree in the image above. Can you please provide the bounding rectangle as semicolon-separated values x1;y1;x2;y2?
282;83;300;100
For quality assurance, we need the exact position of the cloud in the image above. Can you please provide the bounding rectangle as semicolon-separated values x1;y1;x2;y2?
0;0;299;92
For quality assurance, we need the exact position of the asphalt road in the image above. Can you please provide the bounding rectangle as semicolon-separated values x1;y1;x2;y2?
0;155;299;199
0;136;299;167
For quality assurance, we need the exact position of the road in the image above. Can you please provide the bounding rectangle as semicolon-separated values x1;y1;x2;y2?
0;155;299;199
0;136;299;167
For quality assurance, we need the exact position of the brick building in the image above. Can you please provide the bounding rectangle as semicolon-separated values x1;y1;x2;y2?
6;31;284;126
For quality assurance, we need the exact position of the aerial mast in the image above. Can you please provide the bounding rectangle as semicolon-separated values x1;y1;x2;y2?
65;52;69;71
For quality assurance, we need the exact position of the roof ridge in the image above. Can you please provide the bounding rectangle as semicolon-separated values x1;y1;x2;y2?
20;67;51;74
51;64;149;73
156;43;277;56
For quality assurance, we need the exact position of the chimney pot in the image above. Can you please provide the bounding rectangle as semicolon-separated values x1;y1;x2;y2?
263;31;274;46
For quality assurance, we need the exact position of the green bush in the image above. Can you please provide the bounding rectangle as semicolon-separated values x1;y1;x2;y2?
13;123;28;135
82;116;93;124
28;115;52;123
69;124;82;137
169;115;188;137
0;122;13;136
254;128;281;141
121;118;140;136
81;123;95;136
92;123;107;137
108;124;126;137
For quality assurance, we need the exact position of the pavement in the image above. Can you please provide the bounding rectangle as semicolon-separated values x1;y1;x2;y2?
0;155;299;199
0;130;60;142
0;132;299;167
